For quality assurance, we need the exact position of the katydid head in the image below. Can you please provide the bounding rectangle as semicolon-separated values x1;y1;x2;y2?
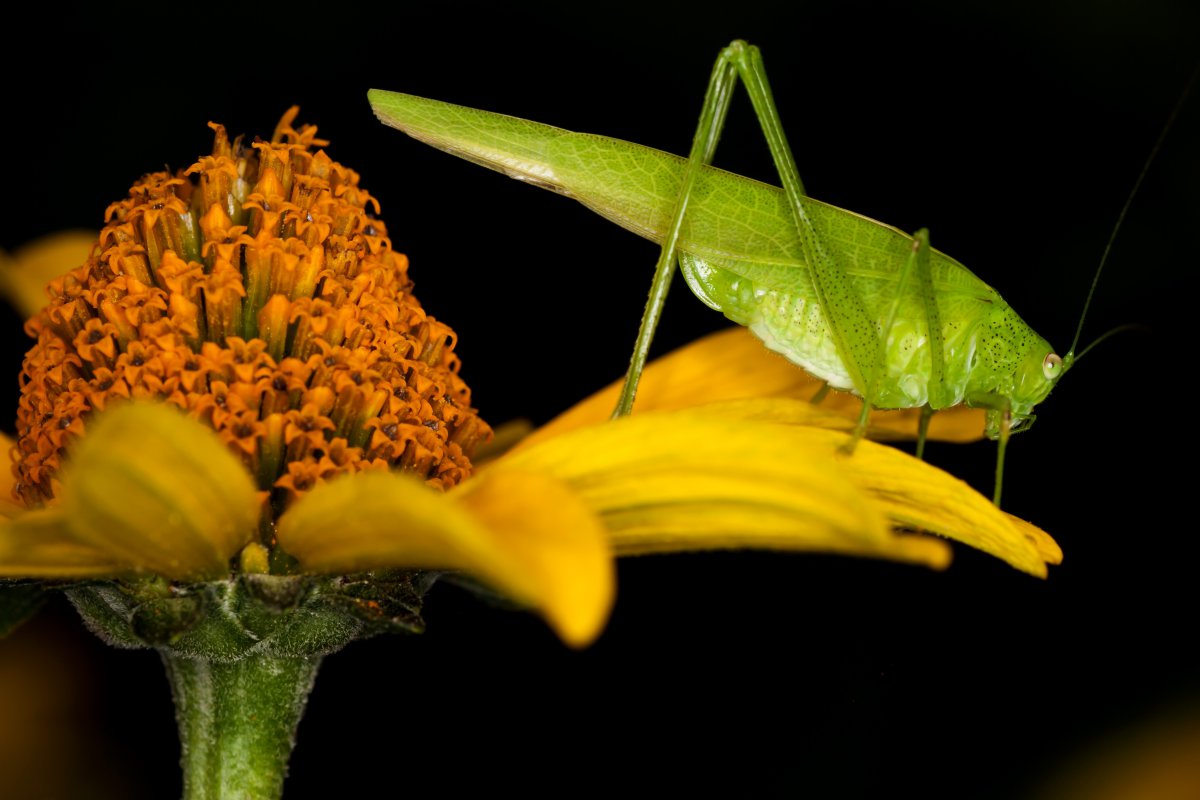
980;338;1064;439
1013;341;1065;412
981;316;1138;443
971;300;1065;440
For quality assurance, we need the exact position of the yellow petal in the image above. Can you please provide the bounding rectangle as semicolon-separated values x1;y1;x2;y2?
0;510;127;578
492;412;950;569
583;400;1055;576
1007;513;1064;566
0;231;95;319
515;327;986;452
58;402;260;580
792;427;1055;577
276;471;490;571
454;470;614;647
670;396;914;440
869;405;985;443
277;470;613;647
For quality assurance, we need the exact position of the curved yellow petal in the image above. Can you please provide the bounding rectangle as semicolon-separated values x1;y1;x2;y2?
793;427;1055;577
277;470;613;647
58;402;260;580
515;327;985;452
492;412;950;569
1007;514;1064;566
276;471;496;572
591;400;1055;576
0;231;95;319
0;510;127;578
454;470;614;647
870;402;986;443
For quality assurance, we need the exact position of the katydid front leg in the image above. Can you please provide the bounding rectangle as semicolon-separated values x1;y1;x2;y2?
872;227;947;461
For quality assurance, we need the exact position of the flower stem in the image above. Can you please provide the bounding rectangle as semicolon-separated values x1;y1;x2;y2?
160;650;322;800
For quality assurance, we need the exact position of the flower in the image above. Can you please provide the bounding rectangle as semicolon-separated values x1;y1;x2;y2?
0;108;1059;645
0;109;1059;797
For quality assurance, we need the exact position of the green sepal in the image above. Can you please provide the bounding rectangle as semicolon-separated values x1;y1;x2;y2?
67;570;437;660
0;581;48;638
67;582;151;649
132;594;205;645
320;569;433;636
240;573;310;613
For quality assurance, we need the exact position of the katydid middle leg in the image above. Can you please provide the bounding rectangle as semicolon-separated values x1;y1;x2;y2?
849;227;955;468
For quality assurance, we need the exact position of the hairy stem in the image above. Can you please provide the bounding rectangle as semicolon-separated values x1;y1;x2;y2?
160;650;322;800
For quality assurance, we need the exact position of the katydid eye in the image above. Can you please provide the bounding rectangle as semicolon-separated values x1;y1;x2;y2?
1042;352;1063;379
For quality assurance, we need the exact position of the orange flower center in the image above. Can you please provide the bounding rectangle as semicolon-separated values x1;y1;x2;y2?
13;108;491;515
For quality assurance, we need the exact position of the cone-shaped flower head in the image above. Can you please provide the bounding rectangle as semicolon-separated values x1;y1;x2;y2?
13;108;492;517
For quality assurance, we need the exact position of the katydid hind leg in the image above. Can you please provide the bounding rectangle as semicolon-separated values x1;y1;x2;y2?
613;39;859;419
725;41;882;407
610;47;743;418
611;38;910;467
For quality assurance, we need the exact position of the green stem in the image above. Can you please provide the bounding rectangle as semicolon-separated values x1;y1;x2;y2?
160;650;322;800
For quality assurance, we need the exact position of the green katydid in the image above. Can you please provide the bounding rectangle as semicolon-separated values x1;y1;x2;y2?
367;40;1148;507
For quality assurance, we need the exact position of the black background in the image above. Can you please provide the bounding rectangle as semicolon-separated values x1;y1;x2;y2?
1;1;1197;797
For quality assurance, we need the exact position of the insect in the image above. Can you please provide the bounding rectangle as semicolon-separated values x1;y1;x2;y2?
368;40;1159;507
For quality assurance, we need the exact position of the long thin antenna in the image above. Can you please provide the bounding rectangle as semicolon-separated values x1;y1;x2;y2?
1066;64;1199;364
1071;322;1150;365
